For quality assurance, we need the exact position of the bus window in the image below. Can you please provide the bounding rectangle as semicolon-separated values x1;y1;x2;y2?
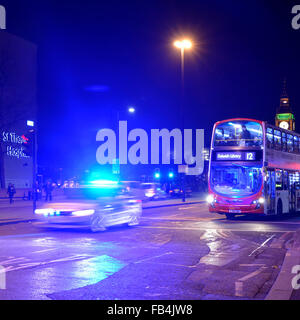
265;170;276;214
294;136;299;153
210;164;262;197
282;132;287;152
289;172;300;185
287;134;293;152
274;130;282;151
266;127;273;149
213;120;263;147
275;169;283;190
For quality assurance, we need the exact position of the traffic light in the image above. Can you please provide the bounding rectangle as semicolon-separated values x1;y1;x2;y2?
154;168;160;179
22;130;34;157
168;170;174;179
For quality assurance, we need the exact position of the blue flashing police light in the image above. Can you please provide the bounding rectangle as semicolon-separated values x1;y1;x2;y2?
168;172;174;179
154;173;160;179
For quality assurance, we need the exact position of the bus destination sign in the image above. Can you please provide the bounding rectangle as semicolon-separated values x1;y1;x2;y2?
213;151;261;161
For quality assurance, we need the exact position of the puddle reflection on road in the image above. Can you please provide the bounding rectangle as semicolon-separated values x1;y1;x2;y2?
25;254;126;298
199;229;242;267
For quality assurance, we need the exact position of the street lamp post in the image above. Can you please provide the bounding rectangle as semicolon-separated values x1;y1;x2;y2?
115;106;136;180
173;39;192;202
27;120;37;213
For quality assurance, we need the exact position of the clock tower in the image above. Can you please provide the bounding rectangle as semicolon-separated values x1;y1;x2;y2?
275;79;295;131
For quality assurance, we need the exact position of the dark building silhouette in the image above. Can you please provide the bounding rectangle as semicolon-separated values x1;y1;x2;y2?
0;31;37;188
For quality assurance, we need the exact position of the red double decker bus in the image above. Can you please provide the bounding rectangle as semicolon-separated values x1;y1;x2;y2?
207;118;300;219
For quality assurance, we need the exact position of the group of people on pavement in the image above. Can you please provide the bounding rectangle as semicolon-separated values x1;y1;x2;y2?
6;181;54;204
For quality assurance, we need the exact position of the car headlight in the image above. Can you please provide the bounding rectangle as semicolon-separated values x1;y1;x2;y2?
35;208;55;216
206;194;214;204
145;192;155;197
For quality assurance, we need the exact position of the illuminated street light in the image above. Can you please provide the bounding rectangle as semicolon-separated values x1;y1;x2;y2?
27;120;34;127
128;107;136;114
173;39;192;50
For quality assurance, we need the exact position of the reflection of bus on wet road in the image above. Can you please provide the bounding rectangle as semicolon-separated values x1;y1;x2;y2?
207;118;300;219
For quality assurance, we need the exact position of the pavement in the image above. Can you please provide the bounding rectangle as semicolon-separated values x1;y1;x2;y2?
266;230;300;300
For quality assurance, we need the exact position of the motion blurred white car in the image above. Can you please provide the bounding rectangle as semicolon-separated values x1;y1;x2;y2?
34;182;142;232
120;181;168;201
140;183;168;201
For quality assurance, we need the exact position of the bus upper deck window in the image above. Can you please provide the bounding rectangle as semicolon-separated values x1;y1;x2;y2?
214;121;262;147
294;136;299;153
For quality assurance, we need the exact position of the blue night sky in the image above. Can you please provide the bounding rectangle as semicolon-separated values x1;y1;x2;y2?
2;0;300;178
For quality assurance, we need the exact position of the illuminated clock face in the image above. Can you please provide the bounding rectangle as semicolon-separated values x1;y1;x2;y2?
279;121;289;130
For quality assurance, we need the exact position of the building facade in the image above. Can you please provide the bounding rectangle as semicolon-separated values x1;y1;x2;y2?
0;31;37;188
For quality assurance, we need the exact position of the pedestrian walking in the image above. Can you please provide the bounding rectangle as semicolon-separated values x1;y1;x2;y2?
44;181;53;202
7;183;16;204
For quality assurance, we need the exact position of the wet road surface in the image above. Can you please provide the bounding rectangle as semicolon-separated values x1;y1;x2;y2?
0;203;299;299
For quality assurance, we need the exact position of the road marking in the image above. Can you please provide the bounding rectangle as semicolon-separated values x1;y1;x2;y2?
134;252;173;264
248;235;275;257
142;216;217;222
261;220;300;225
0;233;47;239
138;225;288;233
142;215;300;225
178;206;197;210
3;254;94;273
32;248;57;254
0;257;29;265
134;252;198;268
239;264;265;267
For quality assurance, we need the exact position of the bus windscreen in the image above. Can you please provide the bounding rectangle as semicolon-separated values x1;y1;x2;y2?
210;164;263;197
214;120;263;147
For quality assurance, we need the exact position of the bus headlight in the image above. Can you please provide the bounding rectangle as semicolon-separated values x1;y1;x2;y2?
206;194;214;204
252;197;265;208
